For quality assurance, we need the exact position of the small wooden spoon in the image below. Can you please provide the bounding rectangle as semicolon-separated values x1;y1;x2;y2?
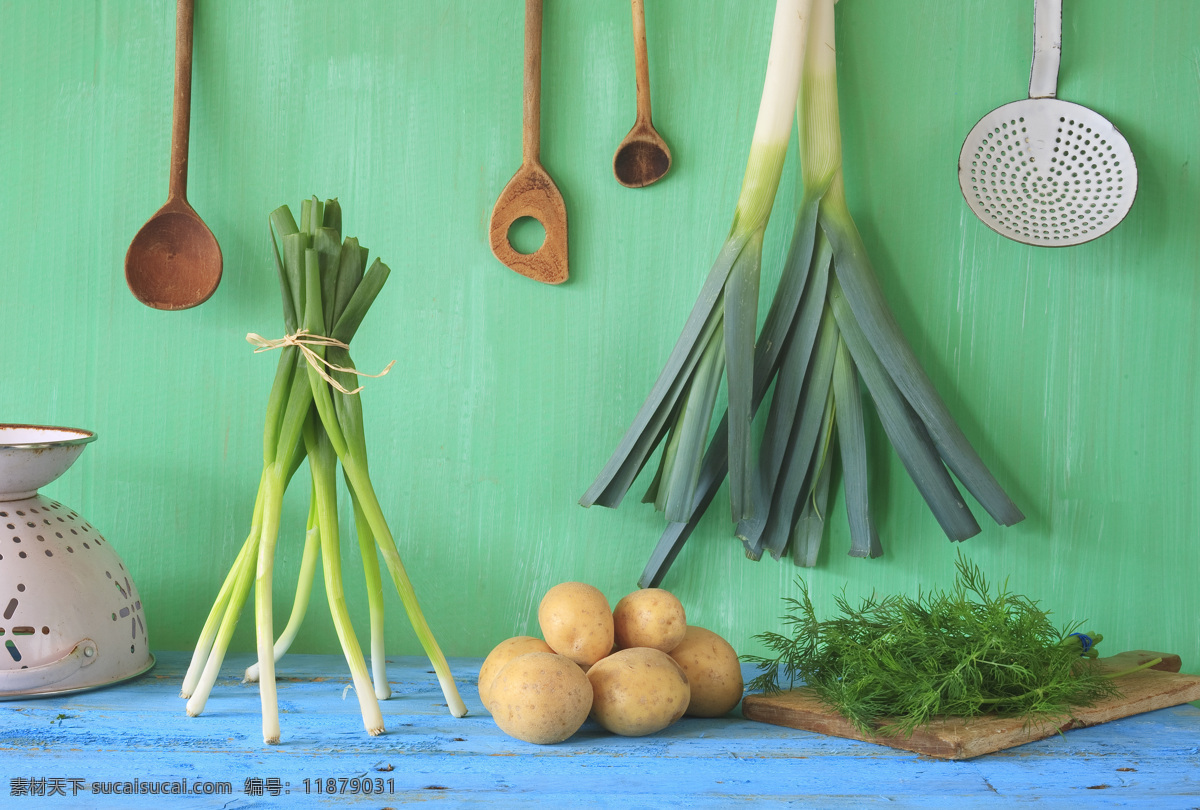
126;0;222;311
488;0;568;285
613;0;671;188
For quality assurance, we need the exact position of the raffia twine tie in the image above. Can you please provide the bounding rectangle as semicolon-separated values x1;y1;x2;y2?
246;330;395;396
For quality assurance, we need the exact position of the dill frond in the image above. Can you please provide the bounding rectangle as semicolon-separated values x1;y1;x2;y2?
743;552;1118;736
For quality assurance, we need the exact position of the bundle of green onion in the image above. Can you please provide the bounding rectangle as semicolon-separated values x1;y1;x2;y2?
584;0;1023;587
180;198;465;744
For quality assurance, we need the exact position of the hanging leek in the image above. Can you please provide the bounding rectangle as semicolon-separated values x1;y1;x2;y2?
581;0;815;525
632;0;1023;587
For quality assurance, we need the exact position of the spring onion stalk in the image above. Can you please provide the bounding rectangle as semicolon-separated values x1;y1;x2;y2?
293;199;464;719
180;487;264;699
350;487;391;700
316;334;467;717
184;199;464;742
303;410;384;735
183;419;307;712
638;0;1022;585
252;239;325;744
581;0;814;525
243;485;321;683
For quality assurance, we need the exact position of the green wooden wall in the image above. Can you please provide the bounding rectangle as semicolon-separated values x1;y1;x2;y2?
2;0;1197;673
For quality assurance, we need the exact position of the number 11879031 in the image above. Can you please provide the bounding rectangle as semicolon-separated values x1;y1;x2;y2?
303;777;395;795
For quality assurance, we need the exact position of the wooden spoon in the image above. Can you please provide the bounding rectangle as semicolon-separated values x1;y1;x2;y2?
126;0;222;310
488;0;568;285
613;0;671;188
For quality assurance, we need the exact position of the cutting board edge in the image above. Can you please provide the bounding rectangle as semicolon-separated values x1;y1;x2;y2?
740;650;1200;761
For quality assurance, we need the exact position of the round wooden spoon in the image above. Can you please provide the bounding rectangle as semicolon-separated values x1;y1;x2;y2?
613;0;671;188
126;0;221;311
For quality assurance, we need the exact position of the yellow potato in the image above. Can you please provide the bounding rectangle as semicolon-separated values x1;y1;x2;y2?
587;647;690;736
478;636;554;711
489;652;593;745
538;582;614;667
612;588;687;653
668;626;743;717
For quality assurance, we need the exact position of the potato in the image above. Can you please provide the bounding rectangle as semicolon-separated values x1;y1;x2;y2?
668;626;743;717
538;582;614;667
489;652;593;745
478;636;554;711
587;647;690;736
612;588;687;653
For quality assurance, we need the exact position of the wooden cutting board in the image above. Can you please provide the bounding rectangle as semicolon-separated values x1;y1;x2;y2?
741;650;1200;760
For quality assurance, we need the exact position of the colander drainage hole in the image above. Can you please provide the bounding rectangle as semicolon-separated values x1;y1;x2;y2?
5;640;20;662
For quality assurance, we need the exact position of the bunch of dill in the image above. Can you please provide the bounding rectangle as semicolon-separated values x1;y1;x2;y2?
745;554;1117;736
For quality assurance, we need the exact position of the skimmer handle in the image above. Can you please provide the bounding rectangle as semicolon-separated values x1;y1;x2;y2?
1028;0;1061;99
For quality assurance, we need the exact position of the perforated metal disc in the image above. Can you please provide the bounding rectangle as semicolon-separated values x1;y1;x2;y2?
958;98;1137;247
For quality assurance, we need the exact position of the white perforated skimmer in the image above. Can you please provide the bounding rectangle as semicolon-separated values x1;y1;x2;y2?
958;0;1137;247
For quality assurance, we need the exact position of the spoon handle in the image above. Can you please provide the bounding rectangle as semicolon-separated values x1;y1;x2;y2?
169;0;195;201
522;0;543;165
631;0;652;123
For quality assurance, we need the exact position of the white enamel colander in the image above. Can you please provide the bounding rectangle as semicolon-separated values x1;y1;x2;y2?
0;425;154;699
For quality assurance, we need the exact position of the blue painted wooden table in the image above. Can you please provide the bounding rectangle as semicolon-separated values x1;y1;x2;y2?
2;652;1198;808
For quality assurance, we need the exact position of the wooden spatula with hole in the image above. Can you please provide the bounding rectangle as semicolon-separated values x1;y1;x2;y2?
488;0;568;285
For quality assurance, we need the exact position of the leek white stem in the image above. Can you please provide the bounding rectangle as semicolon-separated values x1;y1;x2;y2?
753;0;813;142
734;0;814;229
799;0;839;194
